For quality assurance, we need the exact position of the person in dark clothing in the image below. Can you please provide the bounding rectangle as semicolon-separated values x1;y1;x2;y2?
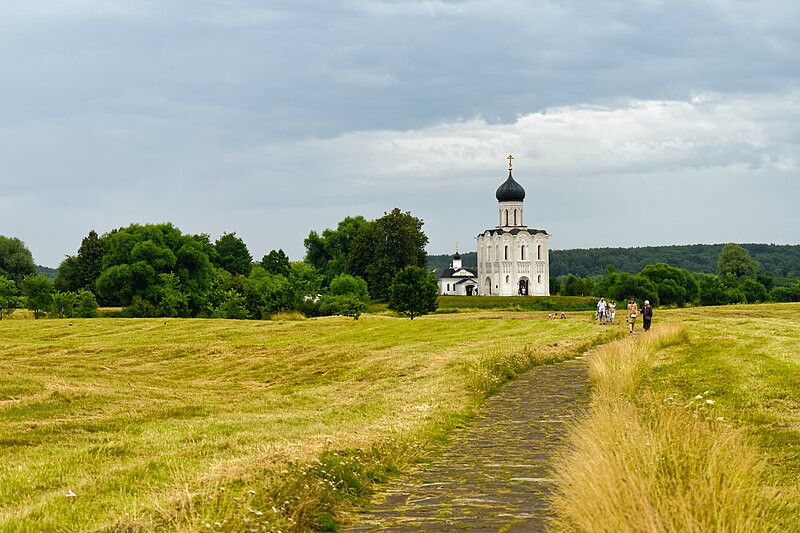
642;300;653;331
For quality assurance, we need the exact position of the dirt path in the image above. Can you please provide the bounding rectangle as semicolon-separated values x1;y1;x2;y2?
343;356;591;532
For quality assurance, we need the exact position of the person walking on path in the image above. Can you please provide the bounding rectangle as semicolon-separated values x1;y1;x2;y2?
607;299;616;324
642;300;653;332
626;297;639;334
597;297;607;325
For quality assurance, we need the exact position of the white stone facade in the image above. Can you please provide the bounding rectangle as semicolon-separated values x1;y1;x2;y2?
437;253;478;296
475;163;550;296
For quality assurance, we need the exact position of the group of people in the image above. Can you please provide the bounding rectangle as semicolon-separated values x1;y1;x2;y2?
597;297;653;333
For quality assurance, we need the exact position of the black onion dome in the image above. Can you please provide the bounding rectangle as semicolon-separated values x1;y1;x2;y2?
495;170;526;201
453;252;461;260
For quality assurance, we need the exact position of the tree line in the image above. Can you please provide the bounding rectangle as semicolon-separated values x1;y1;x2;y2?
0;208;438;321
551;243;800;306
548;243;800;278
5;224;799;321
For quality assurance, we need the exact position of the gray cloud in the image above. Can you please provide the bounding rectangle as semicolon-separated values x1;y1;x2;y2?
0;0;798;265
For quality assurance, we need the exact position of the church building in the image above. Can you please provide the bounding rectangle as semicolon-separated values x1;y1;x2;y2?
475;155;550;296
437;251;478;296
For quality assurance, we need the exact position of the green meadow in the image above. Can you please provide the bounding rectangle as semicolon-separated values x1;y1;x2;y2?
0;312;615;531
552;303;800;532
3;302;800;531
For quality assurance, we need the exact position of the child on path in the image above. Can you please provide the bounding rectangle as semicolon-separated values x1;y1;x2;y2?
608;299;616;324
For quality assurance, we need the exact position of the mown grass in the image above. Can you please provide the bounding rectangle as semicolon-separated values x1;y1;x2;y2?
436;295;597;313
0;312;615;531
551;303;800;532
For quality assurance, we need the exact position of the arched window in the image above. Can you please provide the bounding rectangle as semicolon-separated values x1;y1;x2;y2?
505;209;509;226
513;209;517;225
504;245;508;260
505;275;510;284
538;275;542;283
537;244;542;260
521;245;526;260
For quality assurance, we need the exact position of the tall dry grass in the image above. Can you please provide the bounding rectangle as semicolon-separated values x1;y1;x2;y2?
550;324;779;532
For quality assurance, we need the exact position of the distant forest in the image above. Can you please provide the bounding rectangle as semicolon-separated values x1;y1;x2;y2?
428;244;800;278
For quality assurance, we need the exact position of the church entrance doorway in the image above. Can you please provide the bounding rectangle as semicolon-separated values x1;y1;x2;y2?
484;277;492;296
518;278;529;296
466;285;475;296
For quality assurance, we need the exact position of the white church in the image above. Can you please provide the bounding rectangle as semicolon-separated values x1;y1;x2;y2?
437;251;478;296
475;155;550;296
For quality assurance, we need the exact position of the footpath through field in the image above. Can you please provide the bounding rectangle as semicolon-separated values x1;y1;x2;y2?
343;355;590;532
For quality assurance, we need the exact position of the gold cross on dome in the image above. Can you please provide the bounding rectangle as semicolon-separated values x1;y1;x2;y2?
507;154;514;170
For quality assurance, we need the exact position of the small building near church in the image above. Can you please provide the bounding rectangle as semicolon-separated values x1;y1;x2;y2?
475;155;550;296
437;251;478;296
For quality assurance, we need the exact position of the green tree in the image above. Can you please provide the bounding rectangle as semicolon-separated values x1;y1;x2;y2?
244;266;291;319
54;255;81;293
549;276;561;296
51;291;78;318
717;243;757;280
304;215;371;284
22;275;53;319
286;262;324;309
94;223;214;315
56;230;107;293
328;274;369;302
604;272;659;307
639;263;699;306
154;273;190;318
0;236;37;287
388;265;439;320
75;290;99;318
210;289;250;319
655;279;686;307
303;230;329;272
0;276;19;319
214;232;253;276
770;282;800;302
740;278;768;303
262;249;291;277
318;273;370;320
562;275;595;297
696;274;745;305
349;209;428;299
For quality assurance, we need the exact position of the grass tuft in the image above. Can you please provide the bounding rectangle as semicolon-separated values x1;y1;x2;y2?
550;323;780;532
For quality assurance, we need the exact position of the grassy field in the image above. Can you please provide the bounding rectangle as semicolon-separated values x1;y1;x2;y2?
551;303;800;532
435;295;597;313
0;312;617;531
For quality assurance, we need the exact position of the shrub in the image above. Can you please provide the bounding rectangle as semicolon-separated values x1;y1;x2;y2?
75;290;99;318
319;294;367;320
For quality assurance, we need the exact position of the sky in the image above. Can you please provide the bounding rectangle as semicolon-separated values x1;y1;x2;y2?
1;0;798;267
